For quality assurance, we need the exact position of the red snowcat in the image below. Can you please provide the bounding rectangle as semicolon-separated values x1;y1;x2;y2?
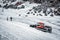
30;22;52;33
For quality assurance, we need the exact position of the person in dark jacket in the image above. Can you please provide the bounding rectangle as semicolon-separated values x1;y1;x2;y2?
7;17;8;21
10;17;13;21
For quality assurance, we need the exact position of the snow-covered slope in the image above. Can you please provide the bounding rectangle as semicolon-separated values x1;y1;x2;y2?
0;2;60;40
0;17;60;40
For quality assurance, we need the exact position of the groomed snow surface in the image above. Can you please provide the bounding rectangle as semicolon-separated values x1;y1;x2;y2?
0;2;60;40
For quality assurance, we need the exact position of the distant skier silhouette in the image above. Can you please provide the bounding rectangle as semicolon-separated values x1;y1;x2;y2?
10;17;13;21
7;17;8;21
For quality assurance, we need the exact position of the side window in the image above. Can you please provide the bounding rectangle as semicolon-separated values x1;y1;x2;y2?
37;24;40;26
37;23;40;26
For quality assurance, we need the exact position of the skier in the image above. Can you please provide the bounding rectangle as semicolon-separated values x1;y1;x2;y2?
7;17;8;21
10;17;13;21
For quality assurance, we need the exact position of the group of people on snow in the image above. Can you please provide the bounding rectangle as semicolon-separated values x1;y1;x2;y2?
7;17;13;21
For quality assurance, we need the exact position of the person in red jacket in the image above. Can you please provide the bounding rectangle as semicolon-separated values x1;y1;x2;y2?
36;22;44;29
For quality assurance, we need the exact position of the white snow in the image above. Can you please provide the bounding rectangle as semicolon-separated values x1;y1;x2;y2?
0;1;60;40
